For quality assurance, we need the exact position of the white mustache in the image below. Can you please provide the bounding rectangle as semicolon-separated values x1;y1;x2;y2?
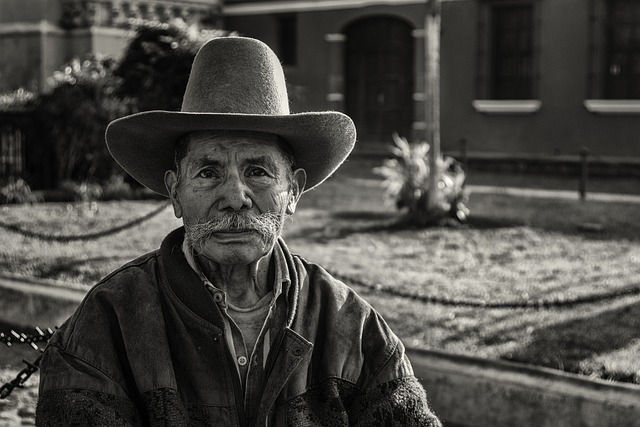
185;211;284;250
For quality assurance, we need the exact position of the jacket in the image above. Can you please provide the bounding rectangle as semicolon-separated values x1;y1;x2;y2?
36;228;441;426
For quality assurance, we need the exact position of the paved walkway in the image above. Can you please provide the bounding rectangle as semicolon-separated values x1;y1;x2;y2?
468;184;640;203
0;273;86;303
350;177;640;204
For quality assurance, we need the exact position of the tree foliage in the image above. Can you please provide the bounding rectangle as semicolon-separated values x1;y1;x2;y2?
0;88;36;112
374;133;470;226
4;19;231;189
116;19;233;111
34;55;133;183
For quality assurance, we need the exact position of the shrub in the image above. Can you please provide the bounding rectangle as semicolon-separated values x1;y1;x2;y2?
0;177;41;204
116;19;234;111
374;133;470;226
0;88;36;112
59;180;103;202
102;174;133;200
35;54;134;184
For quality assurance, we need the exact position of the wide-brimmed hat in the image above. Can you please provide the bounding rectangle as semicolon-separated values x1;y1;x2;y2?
106;36;356;196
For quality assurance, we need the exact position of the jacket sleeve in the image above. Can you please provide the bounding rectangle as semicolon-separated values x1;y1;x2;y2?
349;372;442;426
36;344;143;426
347;308;442;427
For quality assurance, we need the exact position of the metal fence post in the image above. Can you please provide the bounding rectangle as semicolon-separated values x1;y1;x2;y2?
579;147;589;201
460;138;468;173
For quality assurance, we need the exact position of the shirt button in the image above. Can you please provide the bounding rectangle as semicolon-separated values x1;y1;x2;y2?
237;356;247;366
213;292;223;303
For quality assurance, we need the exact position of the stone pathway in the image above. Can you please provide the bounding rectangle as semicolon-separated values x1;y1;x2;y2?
0;368;38;426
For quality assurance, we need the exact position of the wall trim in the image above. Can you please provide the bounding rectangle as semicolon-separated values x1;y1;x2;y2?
472;99;542;114
412;121;427;130
324;33;346;42
223;0;426;15
89;26;130;37
0;21;128;37
584;99;640;114
0;21;63;36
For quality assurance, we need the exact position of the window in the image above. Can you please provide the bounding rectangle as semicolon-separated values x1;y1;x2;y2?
477;1;538;101
277;14;297;66
0;124;25;177
603;0;640;99
490;3;534;99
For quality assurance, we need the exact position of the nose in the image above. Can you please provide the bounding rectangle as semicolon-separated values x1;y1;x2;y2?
217;171;252;212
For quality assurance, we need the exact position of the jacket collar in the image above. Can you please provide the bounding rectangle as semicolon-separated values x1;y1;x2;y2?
180;235;291;303
158;227;299;327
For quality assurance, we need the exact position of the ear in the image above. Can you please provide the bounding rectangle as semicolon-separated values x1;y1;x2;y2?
286;168;307;215
164;170;183;218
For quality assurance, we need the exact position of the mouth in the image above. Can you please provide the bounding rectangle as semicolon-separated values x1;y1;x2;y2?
209;229;260;242
214;229;254;234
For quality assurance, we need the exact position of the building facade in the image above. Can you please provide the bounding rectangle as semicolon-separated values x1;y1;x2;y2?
1;0;639;165
0;0;221;93
224;0;640;162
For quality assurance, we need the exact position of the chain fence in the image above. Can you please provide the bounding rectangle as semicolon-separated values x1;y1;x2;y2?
329;270;640;309
2;186;640;398
0;201;170;399
0;201;170;242
0;327;55;399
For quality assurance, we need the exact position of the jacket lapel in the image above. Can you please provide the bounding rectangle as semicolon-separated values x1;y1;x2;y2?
255;328;313;423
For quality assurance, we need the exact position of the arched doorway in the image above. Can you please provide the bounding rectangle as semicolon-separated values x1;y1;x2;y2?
344;16;414;144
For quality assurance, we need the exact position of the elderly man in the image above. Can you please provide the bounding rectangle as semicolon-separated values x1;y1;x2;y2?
36;37;441;426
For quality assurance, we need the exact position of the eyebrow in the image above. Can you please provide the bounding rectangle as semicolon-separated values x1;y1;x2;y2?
191;157;223;170
243;155;278;172
190;155;279;172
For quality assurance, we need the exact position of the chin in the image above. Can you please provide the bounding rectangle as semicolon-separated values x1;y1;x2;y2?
198;238;275;266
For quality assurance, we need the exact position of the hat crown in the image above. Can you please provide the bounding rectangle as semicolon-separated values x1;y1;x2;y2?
181;37;290;115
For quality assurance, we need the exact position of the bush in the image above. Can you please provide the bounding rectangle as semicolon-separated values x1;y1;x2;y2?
0;177;41;204
374;133;470;226
0;88;36;112
34;54;134;184
116;19;234;111
102;174;133;200
58;180;103;202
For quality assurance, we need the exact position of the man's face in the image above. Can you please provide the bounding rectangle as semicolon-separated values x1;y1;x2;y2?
164;131;305;265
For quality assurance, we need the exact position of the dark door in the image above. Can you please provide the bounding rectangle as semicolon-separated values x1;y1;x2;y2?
345;17;414;144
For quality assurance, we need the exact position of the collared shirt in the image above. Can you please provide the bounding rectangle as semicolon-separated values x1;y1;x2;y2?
181;240;290;422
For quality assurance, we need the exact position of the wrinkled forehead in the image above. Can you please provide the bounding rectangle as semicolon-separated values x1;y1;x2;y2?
176;130;295;168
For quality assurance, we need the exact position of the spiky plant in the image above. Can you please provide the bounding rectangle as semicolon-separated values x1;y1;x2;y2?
373;133;469;226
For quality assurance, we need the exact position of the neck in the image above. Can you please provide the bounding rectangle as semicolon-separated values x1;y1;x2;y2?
196;253;272;308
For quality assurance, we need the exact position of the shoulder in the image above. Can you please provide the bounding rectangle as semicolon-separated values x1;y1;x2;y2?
294;255;373;319
50;250;162;350
92;250;160;296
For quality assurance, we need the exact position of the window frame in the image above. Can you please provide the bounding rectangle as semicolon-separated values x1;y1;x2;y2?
475;0;541;113
586;0;640;113
276;13;298;67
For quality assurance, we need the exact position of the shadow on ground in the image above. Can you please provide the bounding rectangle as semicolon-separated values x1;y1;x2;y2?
287;210;533;242
499;301;640;384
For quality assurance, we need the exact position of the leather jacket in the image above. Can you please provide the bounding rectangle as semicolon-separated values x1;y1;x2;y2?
36;228;441;426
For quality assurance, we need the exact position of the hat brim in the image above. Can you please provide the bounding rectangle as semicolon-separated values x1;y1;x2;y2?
106;110;356;196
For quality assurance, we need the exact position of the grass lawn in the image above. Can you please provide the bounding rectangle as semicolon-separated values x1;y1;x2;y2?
1;158;640;384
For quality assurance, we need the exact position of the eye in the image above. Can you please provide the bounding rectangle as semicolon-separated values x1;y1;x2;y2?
247;167;269;177
197;169;217;179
